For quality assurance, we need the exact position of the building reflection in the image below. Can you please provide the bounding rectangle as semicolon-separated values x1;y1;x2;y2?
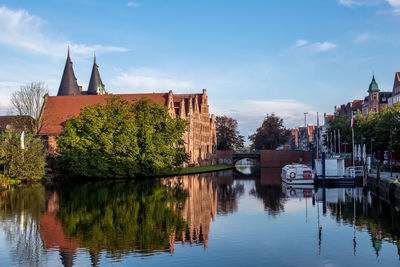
3;172;400;265
164;174;217;252
35;173;220;266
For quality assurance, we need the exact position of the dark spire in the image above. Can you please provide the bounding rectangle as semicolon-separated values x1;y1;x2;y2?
57;48;81;96
87;53;105;95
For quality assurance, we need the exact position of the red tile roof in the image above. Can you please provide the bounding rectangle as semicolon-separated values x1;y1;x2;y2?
39;94;169;135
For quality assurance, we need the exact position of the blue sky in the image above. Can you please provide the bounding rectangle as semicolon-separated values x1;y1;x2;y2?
1;0;400;137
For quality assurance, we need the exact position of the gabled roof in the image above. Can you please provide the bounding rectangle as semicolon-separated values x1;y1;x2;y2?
40;94;169;135
57;48;81;96
351;100;364;110
392;72;400;95
87;55;105;95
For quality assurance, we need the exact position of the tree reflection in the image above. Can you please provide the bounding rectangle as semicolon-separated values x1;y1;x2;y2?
249;182;286;215
55;180;188;258
217;183;244;215
0;184;47;267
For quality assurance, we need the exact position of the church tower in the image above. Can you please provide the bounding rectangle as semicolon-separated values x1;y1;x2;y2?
368;75;380;113
57;47;81;96
87;54;105;95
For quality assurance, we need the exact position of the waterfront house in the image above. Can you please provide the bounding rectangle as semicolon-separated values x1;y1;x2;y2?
38;50;217;166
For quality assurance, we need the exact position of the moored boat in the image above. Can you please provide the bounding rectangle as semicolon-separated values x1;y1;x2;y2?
281;163;314;186
314;158;356;184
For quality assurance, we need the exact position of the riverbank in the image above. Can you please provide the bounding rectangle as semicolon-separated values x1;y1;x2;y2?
159;164;233;177
367;172;400;205
44;164;233;180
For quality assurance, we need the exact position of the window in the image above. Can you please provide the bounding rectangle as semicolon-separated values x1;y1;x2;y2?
373;94;376;100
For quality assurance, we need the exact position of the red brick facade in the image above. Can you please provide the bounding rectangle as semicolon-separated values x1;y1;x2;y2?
39;90;217;166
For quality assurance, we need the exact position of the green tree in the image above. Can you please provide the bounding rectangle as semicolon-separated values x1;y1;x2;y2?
0;132;46;181
216;116;244;150
248;114;290;150
325;115;352;152
326;103;400;161
56;96;189;178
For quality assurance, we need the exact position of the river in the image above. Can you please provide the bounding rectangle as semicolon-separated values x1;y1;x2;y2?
0;164;399;266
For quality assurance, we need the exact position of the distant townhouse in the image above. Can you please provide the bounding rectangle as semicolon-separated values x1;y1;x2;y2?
334;75;392;117
361;75;391;116
335;100;364;117
288;125;317;151
388;72;400;107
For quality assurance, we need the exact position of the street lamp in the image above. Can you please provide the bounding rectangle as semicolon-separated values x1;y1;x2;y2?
304;112;308;127
390;129;394;177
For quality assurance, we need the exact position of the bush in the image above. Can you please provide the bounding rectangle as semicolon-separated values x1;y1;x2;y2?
0;132;47;181
56;96;189;178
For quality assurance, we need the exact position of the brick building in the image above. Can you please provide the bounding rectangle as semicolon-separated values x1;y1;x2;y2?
38;51;217;166
335;99;364;117
334;75;392;117
388;72;400;107
361;75;391;116
288;125;318;151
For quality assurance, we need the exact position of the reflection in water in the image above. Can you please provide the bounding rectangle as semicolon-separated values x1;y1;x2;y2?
249;168;286;215
0;185;47;267
163;175;217;251
0;175;219;266
0;169;400;265
217;183;244;216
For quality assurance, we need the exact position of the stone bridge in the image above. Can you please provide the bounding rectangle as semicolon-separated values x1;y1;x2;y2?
217;150;313;168
232;152;260;164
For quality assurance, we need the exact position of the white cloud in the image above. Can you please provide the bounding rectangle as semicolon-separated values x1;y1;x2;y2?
294;39;308;47
214;99;321;141
338;0;378;7
386;0;400;13
0;6;127;58
291;39;337;53
353;33;370;43
126;2;141;7
111;68;195;93
339;0;358;7
310;42;337;52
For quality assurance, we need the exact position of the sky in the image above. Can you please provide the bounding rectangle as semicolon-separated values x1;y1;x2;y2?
1;0;400;138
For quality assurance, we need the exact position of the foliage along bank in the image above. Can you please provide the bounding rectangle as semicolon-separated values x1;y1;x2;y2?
0;131;47;185
326;103;400;161
56;96;189;178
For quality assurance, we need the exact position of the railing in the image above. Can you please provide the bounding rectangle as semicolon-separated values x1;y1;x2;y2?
345;166;364;178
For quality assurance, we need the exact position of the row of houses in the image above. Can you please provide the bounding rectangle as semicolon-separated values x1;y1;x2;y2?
335;73;400;117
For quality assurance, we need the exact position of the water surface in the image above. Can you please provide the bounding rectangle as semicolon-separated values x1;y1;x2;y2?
0;166;400;266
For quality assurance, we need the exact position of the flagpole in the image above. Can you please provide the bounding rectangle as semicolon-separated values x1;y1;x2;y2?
352;113;355;168
317;112;319;160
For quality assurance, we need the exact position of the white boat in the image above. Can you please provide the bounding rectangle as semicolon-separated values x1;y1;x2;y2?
314;158;356;184
281;163;314;186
